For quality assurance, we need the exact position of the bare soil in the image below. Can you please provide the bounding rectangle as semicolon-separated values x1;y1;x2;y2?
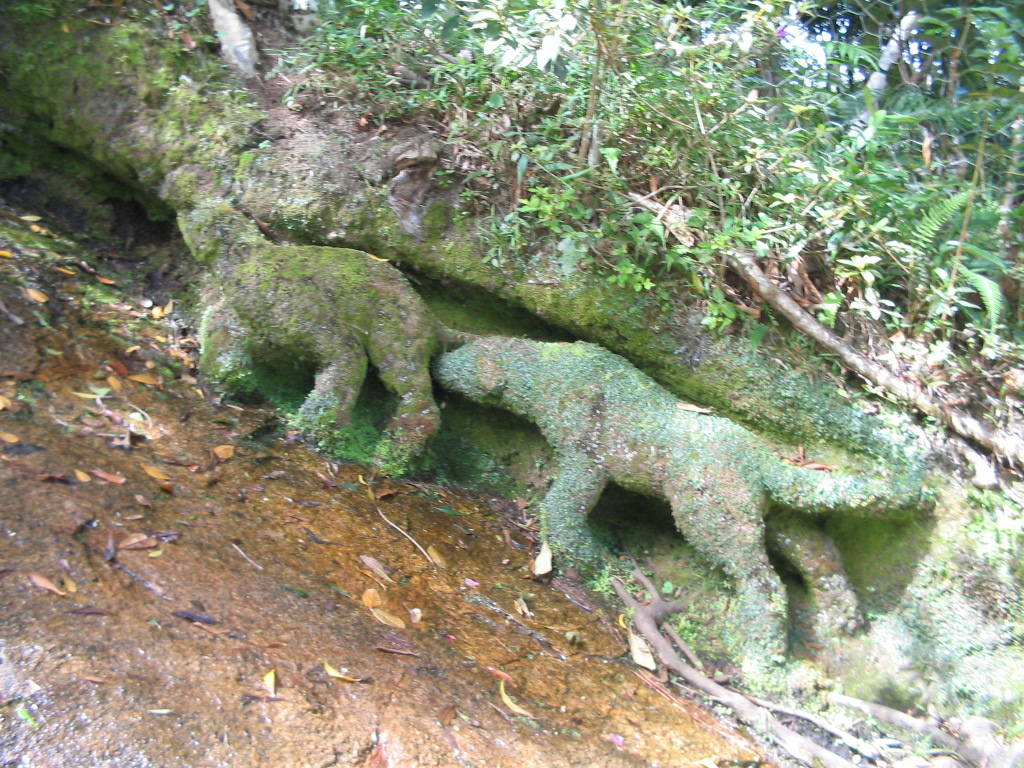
0;208;760;767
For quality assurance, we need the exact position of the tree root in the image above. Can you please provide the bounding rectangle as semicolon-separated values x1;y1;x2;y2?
612;568;1024;768
611;570;859;768
829;693;1024;768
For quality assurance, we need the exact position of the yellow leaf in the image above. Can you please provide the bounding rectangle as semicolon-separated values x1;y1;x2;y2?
61;574;78;593
148;549;163;558
151;305;164;319
141;463;171;481
127;374;160;386
426;545;447;569
74;469;91;483
163;299;175;314
499;680;533;718
95;276;116;285
323;662;363;682
0;250;12;258
263;669;276;696
532;541;552;576
362;588;383;608
28;572;66;597
54;266;75;275
368;607;406;629
366;254;390;262
22;288;48;303
628;628;657;671
124;345;141;355
0;432;20;444
211;445;234;460
148;709;172;715
19;215;42;222
62;22;70;33
0;395;11;410
107;375;122;391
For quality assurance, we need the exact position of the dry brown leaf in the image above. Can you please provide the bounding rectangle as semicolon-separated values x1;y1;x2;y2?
28;572;66;597
127;374;160;386
73;469;91;483
0;431;20;444
22;288;48;303
141;463;171;481
426;545;447;569
118;533;158;550
233;0;254;20
799;462;835;471
358;555;394;583
438;704;457;727
106;375;122;392
499;680;533;718
90;469;126;484
0;395;12;410
362;588;383;608
211;445;234;460
369;607;406;629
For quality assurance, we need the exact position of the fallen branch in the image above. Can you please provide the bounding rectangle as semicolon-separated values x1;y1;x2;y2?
612;570;858;768
830;693;1024;768
628;192;1024;466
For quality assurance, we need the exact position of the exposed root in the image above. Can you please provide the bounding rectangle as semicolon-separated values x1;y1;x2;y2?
830;693;1024;768
612;569;858;768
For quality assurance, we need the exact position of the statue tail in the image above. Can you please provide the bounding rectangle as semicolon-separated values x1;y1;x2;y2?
763;461;925;518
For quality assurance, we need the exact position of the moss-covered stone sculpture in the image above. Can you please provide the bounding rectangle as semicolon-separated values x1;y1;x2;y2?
434;336;928;667
180;204;440;473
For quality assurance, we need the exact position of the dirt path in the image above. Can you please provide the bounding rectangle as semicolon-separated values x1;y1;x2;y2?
0;205;759;767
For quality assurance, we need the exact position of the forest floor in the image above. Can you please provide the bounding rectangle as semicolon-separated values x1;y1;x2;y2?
0;199;762;767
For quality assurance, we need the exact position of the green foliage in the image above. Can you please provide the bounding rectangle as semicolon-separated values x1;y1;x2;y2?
280;0;1024;377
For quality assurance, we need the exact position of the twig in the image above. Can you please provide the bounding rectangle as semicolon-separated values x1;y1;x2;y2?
0;299;25;325
231;541;263;570
365;476;433;565
748;695;881;761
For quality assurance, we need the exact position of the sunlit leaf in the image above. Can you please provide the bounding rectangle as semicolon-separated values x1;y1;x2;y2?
22;288;48;303
74;469;91;483
0;395;11;410
141;463;171;481
127;374;160;386
323;662;365;682
19;215;42;222
628;628;657;670
0;250;12;258
0;432;20;444
263;669;276;696
107;375;122;391
676;402;714;414
95;276;117;285
369;607;406;629
499;680;533;717
90;469;126;484
426;545;446;568
358;555;394;583
148;709;173;715
362;588;383;608
61;574;78;593
532;541;552;576
28;572;66;596
211;445;234;460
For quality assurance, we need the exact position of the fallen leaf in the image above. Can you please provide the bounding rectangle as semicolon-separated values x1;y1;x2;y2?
133;494;152;507
362;588;383;608
19;215;42;222
499;680;533;718
263;669;276;696
54;266;75;275
28;572;66;597
532;541;552;576
0;396;11;410
127;374;160;386
426;545;447;569
181;31;197;49
82;675;108;684
212;445;234;460
118;533;158;550
323;662;367;682
368;607;406;629
141;463;171;481
106;375;123;391
0;250;12;258
676;402;714;414
0;432;20;444
438;704;457;727
358;555;394;583
148;709;172;715
799;462;835;471
486;667;517;686
628;628;657;671
91;469;126;484
22;288;48;303
408;607;423;624
124;345;141;356
73;469;91;483
95;276;116;285
61;574;78;593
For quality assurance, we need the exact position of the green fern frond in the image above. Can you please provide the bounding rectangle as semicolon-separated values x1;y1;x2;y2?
909;190;971;254
961;267;1006;333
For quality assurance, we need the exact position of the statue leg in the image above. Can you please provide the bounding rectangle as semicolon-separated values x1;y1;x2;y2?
767;510;864;637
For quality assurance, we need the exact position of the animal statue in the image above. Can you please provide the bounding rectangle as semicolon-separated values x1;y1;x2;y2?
434;336;927;666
